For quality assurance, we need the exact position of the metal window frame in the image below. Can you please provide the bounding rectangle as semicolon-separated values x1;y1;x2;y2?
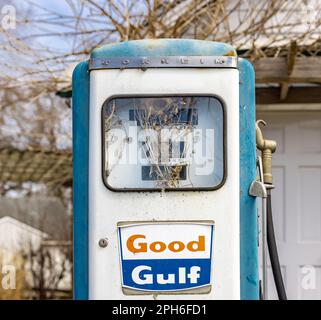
101;94;227;192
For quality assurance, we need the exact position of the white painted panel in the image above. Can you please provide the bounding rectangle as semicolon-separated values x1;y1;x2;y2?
89;68;240;299
298;121;321;153
299;167;321;242
272;166;286;242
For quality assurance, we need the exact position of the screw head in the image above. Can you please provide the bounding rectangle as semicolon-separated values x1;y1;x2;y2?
98;238;108;248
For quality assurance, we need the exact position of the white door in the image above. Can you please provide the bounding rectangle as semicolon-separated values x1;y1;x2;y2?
257;112;321;300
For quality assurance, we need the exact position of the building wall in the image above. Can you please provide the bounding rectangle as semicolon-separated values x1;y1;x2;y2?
256;110;321;300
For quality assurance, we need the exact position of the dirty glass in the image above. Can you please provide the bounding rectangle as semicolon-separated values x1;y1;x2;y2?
102;96;225;190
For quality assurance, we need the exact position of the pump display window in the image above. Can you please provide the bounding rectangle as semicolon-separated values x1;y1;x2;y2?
102;95;225;191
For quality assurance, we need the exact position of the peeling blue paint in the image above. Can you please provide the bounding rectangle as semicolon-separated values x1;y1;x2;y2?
91;39;236;58
239;58;259;300
247;275;258;286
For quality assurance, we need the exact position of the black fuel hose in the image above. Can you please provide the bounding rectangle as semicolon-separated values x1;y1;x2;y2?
267;189;287;300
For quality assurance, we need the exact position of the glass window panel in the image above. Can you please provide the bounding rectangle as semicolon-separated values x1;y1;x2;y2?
102;96;225;190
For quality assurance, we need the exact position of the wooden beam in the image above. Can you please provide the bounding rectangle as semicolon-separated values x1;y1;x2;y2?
287;41;297;75
280;41;297;100
253;57;321;84
280;83;289;100
256;86;321;104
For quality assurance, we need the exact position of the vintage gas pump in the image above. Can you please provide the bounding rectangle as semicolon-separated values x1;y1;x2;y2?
72;39;280;300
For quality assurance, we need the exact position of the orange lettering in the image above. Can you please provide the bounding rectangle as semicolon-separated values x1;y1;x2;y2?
187;236;205;252
168;241;185;252
150;241;166;252
126;234;147;253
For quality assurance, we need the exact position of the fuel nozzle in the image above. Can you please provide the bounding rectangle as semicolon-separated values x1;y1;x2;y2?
256;120;277;185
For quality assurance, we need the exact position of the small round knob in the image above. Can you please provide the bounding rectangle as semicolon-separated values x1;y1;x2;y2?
98;238;108;248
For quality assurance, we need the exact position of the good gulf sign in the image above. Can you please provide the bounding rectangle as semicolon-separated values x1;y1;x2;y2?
118;222;214;293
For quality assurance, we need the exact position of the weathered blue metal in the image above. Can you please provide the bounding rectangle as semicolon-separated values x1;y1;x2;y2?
72;61;90;300
239;58;259;299
91;39;236;59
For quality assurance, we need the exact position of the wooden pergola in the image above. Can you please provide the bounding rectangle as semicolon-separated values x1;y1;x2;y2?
0;148;72;187
254;55;321;104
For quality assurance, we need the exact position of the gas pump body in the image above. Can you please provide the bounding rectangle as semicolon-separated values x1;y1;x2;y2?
72;39;257;300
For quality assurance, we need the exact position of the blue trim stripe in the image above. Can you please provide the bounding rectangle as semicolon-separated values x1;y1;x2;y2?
239;58;259;299
210;225;214;261
118;227;124;261
72;61;90;300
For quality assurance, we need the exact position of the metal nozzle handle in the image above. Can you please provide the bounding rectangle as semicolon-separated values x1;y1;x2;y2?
256;120;277;185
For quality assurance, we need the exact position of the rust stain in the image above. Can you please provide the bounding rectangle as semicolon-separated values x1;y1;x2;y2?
224;50;237;56
144;40;166;49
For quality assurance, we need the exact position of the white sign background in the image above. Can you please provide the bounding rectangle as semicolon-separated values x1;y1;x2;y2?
119;222;214;260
